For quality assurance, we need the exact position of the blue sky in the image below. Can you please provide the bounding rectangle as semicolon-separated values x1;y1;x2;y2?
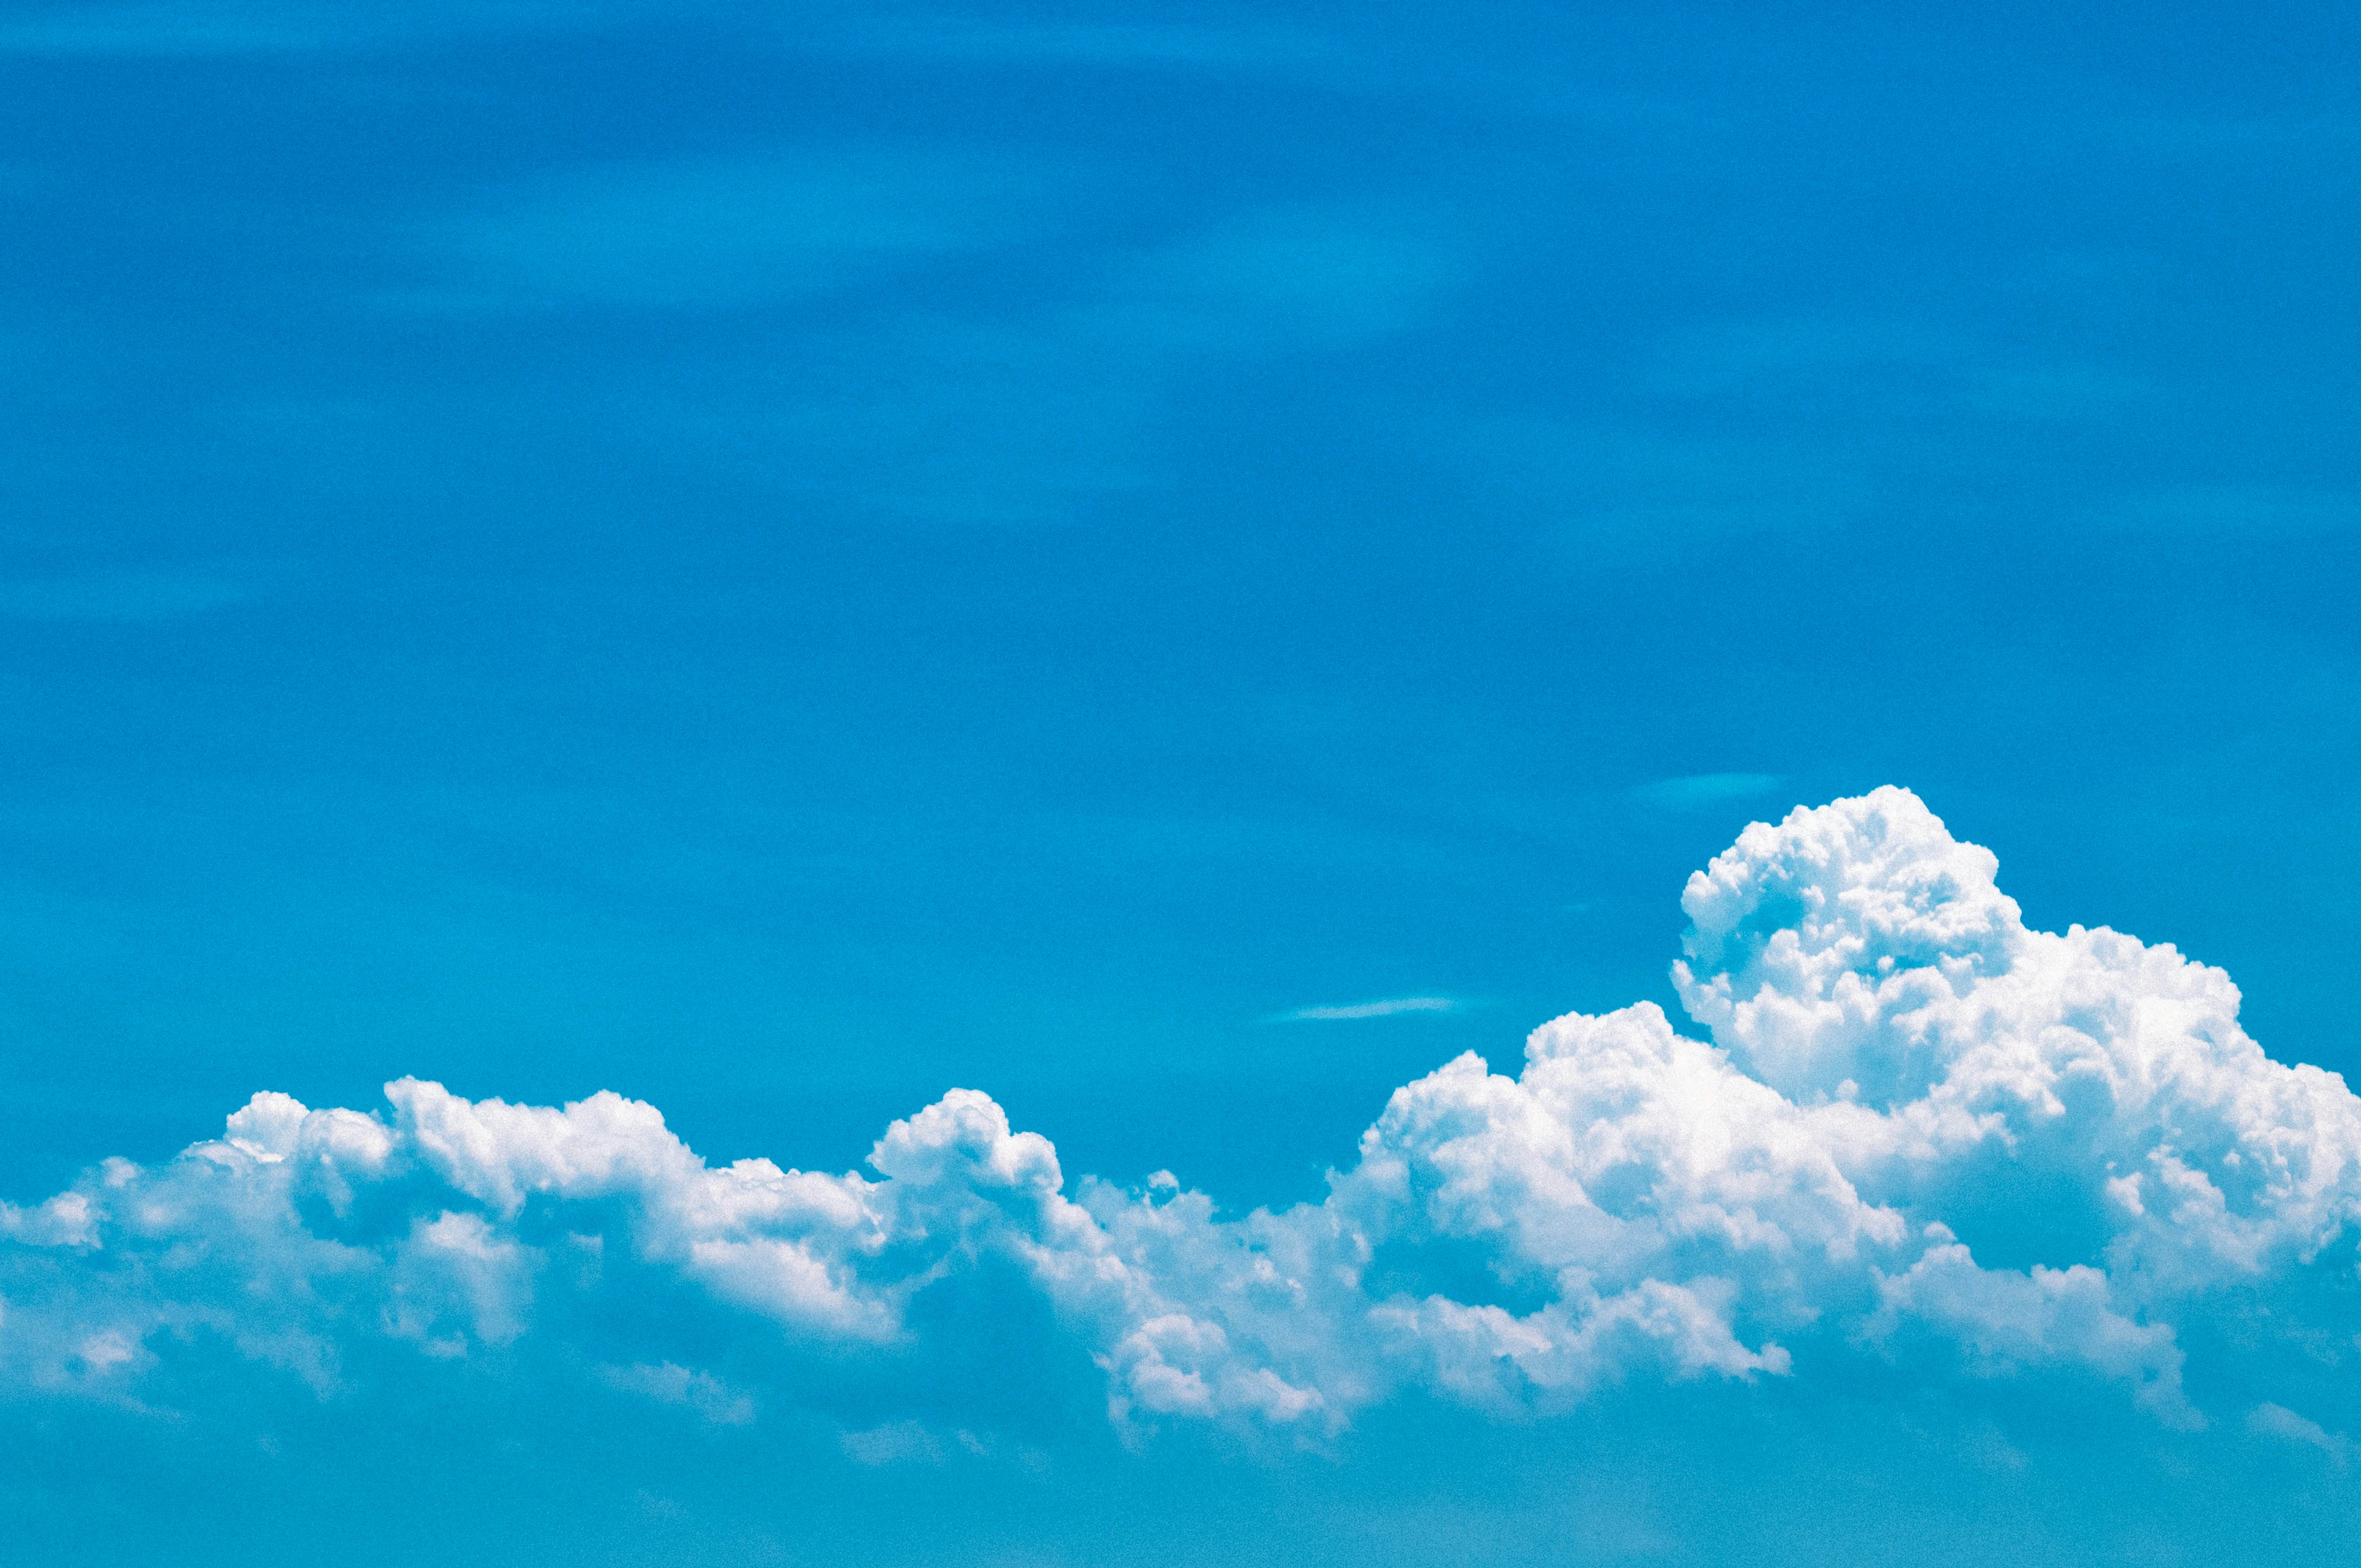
3;3;2360;1562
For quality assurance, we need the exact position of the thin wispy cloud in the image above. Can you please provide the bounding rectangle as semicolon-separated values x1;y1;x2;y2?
1631;772;1786;808
828;15;1339;74
408;148;1051;313
2247;1404;2352;1468
1270;995;1460;1023
1464;420;1873;568
0;568;267;623
1105;206;1460;349
2100;485;2361;537
578;196;1456;524
0;0;635;57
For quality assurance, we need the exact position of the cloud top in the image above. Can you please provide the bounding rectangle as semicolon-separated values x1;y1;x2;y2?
6;787;2359;1448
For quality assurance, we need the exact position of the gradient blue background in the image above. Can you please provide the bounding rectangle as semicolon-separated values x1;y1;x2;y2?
2;4;2357;1560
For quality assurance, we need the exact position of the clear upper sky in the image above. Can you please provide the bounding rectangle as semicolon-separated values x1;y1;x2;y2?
4;4;2360;1563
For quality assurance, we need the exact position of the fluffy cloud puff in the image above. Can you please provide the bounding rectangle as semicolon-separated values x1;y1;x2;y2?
6;788;2358;1440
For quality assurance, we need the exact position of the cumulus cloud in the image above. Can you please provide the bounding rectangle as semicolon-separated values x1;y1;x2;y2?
6;788;2360;1447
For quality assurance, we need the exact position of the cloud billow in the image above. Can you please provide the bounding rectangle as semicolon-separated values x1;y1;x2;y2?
4;788;2356;1451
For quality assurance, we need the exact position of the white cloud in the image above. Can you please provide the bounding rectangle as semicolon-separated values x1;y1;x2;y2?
596;1361;756;1426
1272;997;1460;1022
2248;1403;2351;1467
840;1419;945;1466
8;787;2361;1450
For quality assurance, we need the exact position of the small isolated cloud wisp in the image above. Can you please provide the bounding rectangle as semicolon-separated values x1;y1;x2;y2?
2248;1403;2351;1467
1631;772;1786;808
1270;996;1461;1022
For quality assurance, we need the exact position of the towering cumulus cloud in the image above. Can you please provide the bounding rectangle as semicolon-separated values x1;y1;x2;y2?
6;790;2358;1444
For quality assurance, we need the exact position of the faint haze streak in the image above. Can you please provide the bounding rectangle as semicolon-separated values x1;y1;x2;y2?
1631;772;1786;807
1268;996;1460;1023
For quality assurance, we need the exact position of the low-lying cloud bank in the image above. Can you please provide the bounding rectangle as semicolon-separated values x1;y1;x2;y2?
6;789;2357;1447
